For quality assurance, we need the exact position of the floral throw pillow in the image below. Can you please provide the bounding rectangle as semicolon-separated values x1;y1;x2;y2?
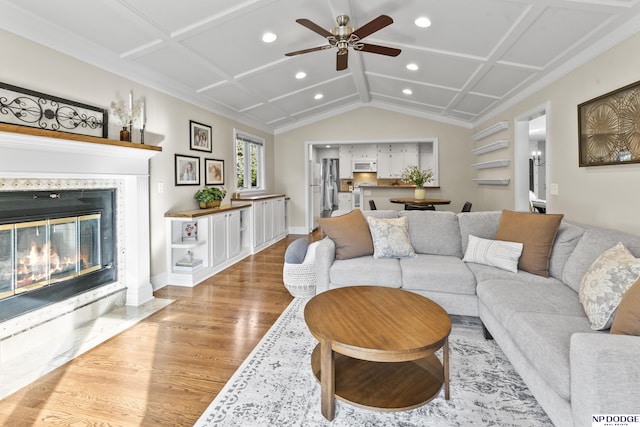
578;242;640;330
367;216;416;259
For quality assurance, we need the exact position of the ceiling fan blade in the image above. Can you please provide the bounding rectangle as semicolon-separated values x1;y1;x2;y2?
285;45;330;56
296;18;333;38
352;15;393;40
337;50;348;71
358;43;401;57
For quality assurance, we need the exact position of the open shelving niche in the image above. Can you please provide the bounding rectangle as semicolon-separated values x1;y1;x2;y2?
471;121;511;185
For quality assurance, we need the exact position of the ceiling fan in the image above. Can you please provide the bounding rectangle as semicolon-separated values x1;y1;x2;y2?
285;14;401;71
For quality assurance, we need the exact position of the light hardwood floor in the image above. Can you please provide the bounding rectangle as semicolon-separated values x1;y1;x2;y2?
0;234;312;426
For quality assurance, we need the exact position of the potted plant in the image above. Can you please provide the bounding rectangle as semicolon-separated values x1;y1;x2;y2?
194;186;227;208
400;165;433;200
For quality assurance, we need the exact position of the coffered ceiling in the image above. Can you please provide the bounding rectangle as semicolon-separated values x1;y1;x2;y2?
1;0;640;133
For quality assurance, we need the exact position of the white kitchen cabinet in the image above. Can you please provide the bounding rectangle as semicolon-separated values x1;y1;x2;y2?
351;144;378;158
338;192;352;210
165;205;251;287
339;145;353;179
377;143;419;178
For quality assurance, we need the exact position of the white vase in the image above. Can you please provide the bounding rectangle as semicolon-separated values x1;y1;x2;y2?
414;188;426;200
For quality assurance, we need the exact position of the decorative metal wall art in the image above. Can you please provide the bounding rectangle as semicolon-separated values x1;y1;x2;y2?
0;82;107;138
578;79;640;167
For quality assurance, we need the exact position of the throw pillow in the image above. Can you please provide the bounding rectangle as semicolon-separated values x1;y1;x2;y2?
610;277;640;336
367;216;416;259
578;242;640;330
316;209;373;259
462;234;523;273
493;209;563;277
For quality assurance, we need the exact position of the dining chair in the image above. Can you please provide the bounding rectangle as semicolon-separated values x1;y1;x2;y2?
461;201;472;212
369;200;377;210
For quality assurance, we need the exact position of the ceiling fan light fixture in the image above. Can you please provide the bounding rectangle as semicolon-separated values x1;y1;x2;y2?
414;17;431;28
295;71;307;79
406;63;419;71
262;32;277;43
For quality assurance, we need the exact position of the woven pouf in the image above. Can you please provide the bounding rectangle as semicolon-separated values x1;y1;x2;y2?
283;262;316;297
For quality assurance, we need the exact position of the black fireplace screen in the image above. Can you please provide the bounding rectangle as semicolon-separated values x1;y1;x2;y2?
0;189;116;321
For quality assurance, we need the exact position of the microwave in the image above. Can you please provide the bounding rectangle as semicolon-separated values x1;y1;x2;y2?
352;159;377;172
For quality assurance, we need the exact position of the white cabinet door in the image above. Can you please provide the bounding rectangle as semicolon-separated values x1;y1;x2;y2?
253;201;265;247
339;145;353;179
273;197;286;237
263;200;274;242
211;213;228;267
227;210;241;258
337;193;352;210
351;144;377;158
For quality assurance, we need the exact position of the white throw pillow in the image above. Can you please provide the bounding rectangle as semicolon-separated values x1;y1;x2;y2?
463;234;523;273
579;242;640;330
367;216;416;259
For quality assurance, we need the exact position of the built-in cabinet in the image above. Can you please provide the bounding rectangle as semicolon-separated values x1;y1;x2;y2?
339;145;353;179
165;205;251;287
377;143;419;178
338;192;352;210
234;195;287;252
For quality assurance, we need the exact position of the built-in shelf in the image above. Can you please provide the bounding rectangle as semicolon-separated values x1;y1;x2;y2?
472;121;509;141
471;140;509;155
472;159;510;169
472;178;510;185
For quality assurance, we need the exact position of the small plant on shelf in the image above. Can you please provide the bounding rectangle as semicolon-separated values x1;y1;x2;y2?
400;165;433;187
194;186;227;208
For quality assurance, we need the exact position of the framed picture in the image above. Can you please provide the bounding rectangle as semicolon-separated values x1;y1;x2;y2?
578;79;640;167
181;221;198;241
204;158;224;185
0;81;108;138
190;120;212;152
175;154;200;186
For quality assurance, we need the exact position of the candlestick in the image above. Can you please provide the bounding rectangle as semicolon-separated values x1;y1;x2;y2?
129;91;133;111
140;124;145;145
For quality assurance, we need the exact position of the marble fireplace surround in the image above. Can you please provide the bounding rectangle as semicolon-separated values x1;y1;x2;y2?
0;127;160;368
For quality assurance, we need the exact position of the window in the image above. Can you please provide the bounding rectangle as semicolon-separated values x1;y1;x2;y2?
235;130;264;192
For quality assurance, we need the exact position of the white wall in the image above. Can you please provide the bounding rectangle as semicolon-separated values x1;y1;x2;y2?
473;32;640;236
0;29;275;283
274;107;476;229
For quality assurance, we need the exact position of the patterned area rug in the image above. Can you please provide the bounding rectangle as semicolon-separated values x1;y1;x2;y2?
194;298;553;427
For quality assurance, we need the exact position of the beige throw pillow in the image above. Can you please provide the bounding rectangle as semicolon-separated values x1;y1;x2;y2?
493;209;563;277
316;209;373;260
579;243;640;330
610;278;640;335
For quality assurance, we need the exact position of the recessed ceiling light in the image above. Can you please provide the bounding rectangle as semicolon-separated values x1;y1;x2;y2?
403;88;413;95
295;71;307;79
326;145;331;148
314;93;324;100
262;32;277;43
415;17;431;28
406;63;419;71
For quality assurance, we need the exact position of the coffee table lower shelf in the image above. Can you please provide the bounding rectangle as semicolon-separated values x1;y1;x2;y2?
310;344;444;412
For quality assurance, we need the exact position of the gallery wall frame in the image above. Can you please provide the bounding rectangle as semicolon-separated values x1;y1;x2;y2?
0;82;108;138
175;154;200;186
190;120;212;152
578;79;640;167
205;158;224;185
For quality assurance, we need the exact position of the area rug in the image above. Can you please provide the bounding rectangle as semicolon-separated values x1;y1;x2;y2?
194;297;553;427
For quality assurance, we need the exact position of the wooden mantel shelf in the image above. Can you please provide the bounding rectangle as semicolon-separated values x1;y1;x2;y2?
0;123;162;152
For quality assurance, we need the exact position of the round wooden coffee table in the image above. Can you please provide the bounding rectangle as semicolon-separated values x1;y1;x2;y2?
304;286;451;420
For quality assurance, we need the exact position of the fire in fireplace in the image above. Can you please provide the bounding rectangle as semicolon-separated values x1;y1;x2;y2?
0;189;116;321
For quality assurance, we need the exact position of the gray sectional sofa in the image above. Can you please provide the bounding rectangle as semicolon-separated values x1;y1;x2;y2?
313;209;640;427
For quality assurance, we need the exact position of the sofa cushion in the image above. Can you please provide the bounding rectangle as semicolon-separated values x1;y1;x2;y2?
611;278;640;335
317;209;373;260
329;256;402;288
547;221;585;281
467;263;562;287
493;209;563;277
367;216;416;259
477;279;584;326
458;211;502;253
400;254;476;295
506;312;595;400
462;234;523;273
399;211;463;257
284;238;309;264
578;242;640;330
563;225;640;293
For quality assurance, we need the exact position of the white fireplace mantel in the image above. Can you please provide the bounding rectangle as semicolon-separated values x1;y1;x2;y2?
0;126;162;307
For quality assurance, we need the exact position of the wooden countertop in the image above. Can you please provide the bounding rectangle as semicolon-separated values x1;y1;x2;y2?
165;203;251;218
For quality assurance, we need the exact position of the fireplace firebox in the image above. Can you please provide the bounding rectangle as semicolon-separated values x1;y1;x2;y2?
0;189;116;321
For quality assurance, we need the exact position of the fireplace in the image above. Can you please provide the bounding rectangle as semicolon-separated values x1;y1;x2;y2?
0;189;117;322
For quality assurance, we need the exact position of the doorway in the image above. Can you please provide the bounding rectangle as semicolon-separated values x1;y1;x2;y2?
514;103;549;212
